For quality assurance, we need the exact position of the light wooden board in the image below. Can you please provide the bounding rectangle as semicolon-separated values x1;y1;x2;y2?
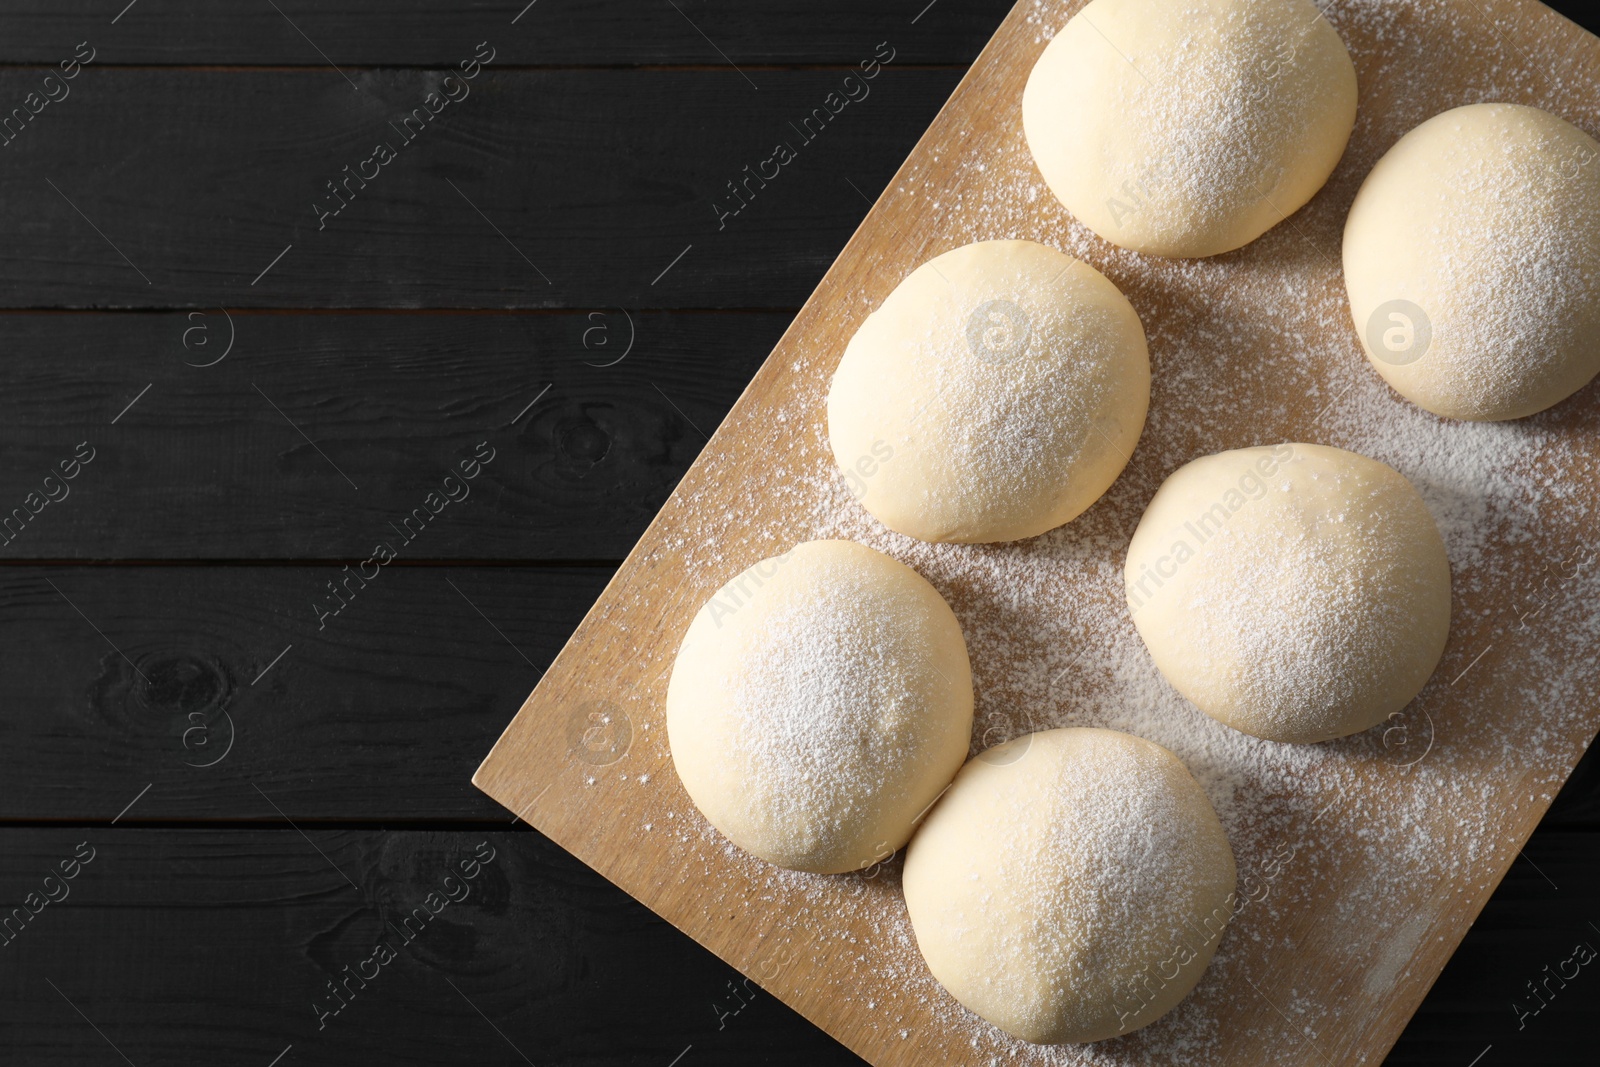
474;1;1600;1063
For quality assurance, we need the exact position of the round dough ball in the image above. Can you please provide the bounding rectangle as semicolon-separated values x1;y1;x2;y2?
1125;444;1451;744
666;539;973;873
1344;103;1600;421
904;727;1236;1044
827;240;1148;543
1022;0;1357;258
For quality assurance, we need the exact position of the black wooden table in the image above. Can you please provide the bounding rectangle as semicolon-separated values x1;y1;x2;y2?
0;2;1594;1064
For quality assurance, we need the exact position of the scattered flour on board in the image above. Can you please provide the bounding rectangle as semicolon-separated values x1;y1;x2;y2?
631;0;1600;1063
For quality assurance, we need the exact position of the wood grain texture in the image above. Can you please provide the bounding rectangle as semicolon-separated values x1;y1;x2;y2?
0;0;1596;1064
0;829;858;1065
0;554;1592;832
0;0;1011;66
1542;736;1600;828
0;827;1590;1066
1385;829;1600;1064
0;311;777;560
0;565;606;821
473;0;1600;1064
0;67;951;308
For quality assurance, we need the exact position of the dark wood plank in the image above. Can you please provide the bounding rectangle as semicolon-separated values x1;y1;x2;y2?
0;3;1593;1065
0;0;1009;66
2;559;1597;832
0;826;1595;1064
0;68;952;308
0;565;608;821
1387;829;1600;1064
0;829;864;1065
0;311;779;560
1543;737;1600;829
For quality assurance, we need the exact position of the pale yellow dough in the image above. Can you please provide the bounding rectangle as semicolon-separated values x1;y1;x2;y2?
666;540;973;874
903;728;1237;1044
827;240;1148;544
1022;0;1357;258
1344;103;1600;421
1125;444;1451;744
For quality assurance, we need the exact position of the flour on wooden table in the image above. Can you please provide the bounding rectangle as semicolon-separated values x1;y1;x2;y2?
633;0;1600;1062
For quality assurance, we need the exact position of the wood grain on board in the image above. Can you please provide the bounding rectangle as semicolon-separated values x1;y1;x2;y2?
474;1;1600;1064
0;0;1595;1063
0;552;1594;832
0;826;1593;1064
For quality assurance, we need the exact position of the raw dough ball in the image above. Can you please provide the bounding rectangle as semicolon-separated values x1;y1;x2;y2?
1022;0;1357;258
904;727;1236;1044
1344;103;1600;421
1125;444;1451;744
666;539;973;873
827;240;1148;543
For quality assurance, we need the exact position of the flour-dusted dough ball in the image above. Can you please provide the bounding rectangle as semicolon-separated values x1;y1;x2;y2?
1126;444;1451;744
1022;0;1357;258
904;728;1236;1044
1344;103;1600;421
827;240;1148;544
666;540;973;874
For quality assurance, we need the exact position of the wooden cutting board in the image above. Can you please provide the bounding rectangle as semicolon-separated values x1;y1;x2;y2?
474;1;1600;1063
